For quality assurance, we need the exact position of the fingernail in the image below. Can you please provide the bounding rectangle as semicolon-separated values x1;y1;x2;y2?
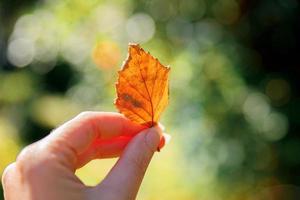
145;127;161;152
157;133;171;151
163;133;172;145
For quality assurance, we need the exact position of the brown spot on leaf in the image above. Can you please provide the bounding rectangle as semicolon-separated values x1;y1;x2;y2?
122;93;142;108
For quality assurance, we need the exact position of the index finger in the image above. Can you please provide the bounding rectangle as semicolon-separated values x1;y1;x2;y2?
48;111;146;155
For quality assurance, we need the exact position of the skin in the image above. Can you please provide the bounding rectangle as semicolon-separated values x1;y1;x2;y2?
1;112;166;200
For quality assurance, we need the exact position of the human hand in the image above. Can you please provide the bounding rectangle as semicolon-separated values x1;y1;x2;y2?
2;112;167;200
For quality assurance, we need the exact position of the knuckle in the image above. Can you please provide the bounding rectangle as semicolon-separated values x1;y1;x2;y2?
2;163;16;186
16;143;37;165
18;158;50;180
16;143;51;178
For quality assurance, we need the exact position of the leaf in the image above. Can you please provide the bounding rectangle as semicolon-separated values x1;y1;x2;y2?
115;44;170;127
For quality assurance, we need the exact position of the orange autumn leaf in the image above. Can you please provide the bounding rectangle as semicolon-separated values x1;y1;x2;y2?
115;44;170;127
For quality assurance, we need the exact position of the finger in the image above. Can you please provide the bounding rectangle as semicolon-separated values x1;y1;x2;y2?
76;136;132;168
2;163;18;200
49;112;146;152
78;132;171;168
42;112;146;169
158;133;172;151
92;126;161;200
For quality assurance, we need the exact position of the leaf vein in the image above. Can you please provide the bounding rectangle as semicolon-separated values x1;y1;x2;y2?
120;74;149;102
121;107;149;122
138;54;154;126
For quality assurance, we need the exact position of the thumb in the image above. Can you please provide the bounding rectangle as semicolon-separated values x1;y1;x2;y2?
93;127;161;200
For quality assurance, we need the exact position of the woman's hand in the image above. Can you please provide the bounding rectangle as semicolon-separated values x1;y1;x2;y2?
2;112;165;200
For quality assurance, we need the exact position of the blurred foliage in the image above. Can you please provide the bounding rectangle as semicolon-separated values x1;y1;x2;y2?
1;0;300;199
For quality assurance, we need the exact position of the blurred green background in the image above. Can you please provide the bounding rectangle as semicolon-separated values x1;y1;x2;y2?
1;0;300;199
